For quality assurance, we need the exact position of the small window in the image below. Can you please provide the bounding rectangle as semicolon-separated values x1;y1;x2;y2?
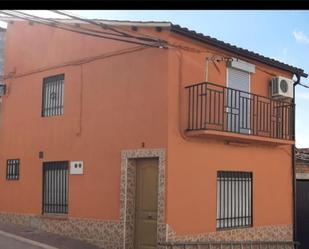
43;161;69;214
42;74;64;117
6;159;20;180
216;171;252;229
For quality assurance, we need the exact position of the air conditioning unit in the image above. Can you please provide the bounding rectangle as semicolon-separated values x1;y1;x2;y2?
271;76;294;99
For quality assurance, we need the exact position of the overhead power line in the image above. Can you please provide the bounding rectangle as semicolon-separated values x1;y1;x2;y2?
0;10;165;48
48;10;216;55
47;10;229;59
51;10;133;37
1;11;302;88
15;10;166;46
50;10;164;44
50;10;168;42
2;10;164;47
1;10;239;64
4;10;233;62
299;83;309;89
13;10;154;41
1;45;150;80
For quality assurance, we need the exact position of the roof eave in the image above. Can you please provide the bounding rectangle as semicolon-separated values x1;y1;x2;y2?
171;24;308;78
0;16;172;27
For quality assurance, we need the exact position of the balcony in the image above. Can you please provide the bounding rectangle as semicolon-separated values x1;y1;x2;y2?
185;82;295;145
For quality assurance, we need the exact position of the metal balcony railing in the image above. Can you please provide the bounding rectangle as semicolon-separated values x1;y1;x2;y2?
186;82;294;141
159;241;300;249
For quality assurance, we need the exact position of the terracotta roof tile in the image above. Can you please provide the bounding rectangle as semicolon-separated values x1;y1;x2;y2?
171;24;307;78
296;148;309;163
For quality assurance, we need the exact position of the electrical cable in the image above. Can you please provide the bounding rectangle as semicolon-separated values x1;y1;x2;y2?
51;10;170;42
15;11;232;62
15;10;167;47
4;10;230;62
16;10;155;41
299;83;309;89
52;10;134;37
0;11;163;48
1;45;150;80
3;10;301;81
2;10;163;47
3;9;306;79
48;10;234;61
1;10;233;62
50;10;165;44
53;10;217;56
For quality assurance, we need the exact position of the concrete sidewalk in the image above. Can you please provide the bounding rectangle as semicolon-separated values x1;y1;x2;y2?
0;222;101;249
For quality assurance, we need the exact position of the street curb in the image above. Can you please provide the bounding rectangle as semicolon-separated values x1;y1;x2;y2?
0;230;59;249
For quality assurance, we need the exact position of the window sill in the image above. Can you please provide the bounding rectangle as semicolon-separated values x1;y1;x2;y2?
216;225;252;231
41;213;68;220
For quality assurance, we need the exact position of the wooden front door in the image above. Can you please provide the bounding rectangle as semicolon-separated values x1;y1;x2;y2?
134;159;158;249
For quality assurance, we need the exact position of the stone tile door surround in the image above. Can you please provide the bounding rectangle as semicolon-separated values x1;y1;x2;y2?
120;148;166;249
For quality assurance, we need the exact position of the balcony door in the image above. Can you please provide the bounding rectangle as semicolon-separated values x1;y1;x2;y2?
227;67;251;134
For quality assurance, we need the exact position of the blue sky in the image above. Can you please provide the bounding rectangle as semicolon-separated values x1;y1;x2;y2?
8;10;309;147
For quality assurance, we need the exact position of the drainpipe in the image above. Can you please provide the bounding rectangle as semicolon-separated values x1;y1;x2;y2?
293;73;301;244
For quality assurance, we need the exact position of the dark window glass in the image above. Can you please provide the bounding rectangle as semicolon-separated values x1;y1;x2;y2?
6;159;20;180
42;74;64;117
217;171;252;229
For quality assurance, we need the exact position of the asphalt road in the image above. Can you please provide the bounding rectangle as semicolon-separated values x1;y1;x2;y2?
0;232;59;249
0;222;100;249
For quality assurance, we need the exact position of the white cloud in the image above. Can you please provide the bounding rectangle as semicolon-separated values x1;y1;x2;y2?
293;30;309;44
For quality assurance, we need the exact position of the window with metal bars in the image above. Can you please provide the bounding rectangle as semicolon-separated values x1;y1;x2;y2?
6;159;20;180
41;74;64;117
216;171;252;229
43;161;69;214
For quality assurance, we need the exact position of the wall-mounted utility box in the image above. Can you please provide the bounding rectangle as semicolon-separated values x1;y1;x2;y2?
70;161;84;175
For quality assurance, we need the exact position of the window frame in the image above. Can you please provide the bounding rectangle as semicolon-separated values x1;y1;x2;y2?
6;159;20;180
216;171;253;230
41;74;65;117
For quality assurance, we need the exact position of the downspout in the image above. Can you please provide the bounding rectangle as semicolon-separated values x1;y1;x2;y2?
293;73;301;244
205;59;209;82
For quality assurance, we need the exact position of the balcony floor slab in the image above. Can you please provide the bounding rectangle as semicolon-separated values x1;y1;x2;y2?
185;129;295;146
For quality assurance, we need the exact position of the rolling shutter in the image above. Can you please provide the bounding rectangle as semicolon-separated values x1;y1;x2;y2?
228;67;250;92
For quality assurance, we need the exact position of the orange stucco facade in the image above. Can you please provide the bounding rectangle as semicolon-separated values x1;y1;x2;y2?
166;32;293;235
0;20;296;245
